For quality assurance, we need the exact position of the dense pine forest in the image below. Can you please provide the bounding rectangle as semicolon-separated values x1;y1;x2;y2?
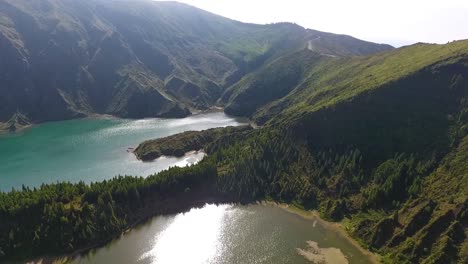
0;160;223;260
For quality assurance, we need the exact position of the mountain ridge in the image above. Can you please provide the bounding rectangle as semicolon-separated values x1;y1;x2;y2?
0;0;392;129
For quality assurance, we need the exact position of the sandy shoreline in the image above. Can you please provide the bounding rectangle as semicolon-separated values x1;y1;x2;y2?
260;201;381;264
297;240;349;264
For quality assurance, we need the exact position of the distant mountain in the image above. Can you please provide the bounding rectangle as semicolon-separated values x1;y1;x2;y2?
0;0;392;125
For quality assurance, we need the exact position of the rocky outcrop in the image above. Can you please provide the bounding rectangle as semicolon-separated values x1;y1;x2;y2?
0;112;31;132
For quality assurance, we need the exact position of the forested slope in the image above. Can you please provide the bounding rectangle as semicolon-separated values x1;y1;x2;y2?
128;40;468;263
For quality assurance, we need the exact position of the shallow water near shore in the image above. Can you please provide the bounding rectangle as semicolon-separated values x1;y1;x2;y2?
0;112;245;191
71;204;374;264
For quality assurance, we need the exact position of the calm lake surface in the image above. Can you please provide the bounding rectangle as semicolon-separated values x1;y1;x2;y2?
72;204;374;264
0;112;245;191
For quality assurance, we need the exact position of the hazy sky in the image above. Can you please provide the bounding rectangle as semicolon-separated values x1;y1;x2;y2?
157;0;468;47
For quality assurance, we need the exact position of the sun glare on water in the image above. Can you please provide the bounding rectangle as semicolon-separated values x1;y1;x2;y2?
139;204;231;264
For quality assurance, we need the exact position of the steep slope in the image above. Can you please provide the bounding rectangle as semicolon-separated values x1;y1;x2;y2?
0;0;392;126
212;41;468;263
352;135;468;264
254;41;468;125
0;38;466;263
221;41;467;122
219;34;394;117
220;50;329;116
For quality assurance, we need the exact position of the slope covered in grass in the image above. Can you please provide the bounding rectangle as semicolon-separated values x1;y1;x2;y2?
250;41;468;124
220;50;330;116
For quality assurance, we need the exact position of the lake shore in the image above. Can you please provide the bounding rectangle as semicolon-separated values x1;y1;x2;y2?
261;201;381;264
0;106;229;135
24;200;380;264
24;190;234;264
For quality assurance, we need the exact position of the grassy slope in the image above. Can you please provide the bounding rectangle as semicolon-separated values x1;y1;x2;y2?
253;40;468;125
220;50;331;116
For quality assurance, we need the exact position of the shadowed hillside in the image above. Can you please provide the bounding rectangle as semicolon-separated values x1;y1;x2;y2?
0;0;392;127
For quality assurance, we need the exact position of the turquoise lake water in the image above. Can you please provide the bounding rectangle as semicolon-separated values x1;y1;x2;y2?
0;112;245;191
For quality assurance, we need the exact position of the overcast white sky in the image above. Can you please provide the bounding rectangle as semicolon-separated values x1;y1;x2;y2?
156;0;468;47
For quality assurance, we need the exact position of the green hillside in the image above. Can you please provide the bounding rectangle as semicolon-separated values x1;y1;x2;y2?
219;40;468;125
256;40;468;125
220;49;330;116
